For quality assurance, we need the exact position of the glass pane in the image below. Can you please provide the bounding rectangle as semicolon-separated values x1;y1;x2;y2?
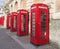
40;11;46;39
14;16;17;28
21;14;26;32
9;17;11;27
32;12;35;37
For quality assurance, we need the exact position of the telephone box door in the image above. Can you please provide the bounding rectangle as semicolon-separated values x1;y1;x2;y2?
38;8;49;44
10;12;17;31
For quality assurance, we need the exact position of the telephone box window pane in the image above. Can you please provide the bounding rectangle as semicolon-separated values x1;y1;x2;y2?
32;21;35;25
40;11;46;40
32;12;35;37
14;16;17;28
41;15;46;22
9;17;11;27
41;25;46;28
41;22;46;24
32;25;35;28
32;19;35;21
21;15;26;32
41;11;46;15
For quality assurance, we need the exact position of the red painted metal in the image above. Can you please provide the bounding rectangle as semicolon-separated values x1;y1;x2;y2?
0;16;4;25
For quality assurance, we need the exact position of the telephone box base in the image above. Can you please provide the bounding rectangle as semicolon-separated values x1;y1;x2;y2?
7;27;10;29
30;41;49;46
10;30;16;32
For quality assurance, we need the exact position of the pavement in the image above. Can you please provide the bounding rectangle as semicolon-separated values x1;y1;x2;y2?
0;19;60;49
50;19;60;49
0;28;24;49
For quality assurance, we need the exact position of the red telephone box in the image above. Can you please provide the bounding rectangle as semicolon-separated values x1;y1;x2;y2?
30;3;49;45
10;12;17;31
0;16;4;25
17;9;29;36
6;13;11;29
